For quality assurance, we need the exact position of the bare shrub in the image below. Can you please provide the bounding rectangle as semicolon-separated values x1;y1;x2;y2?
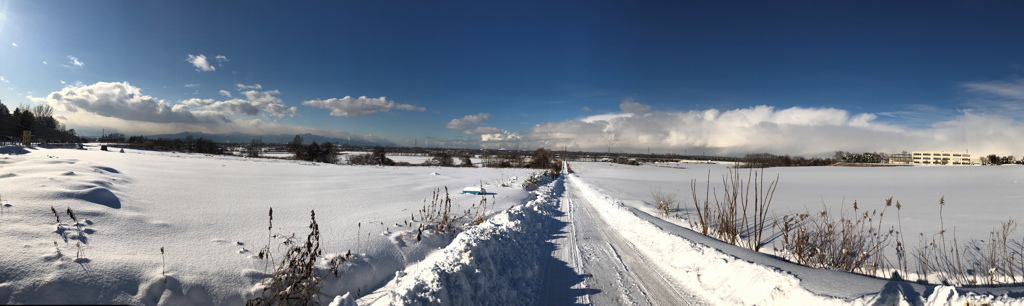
651;188;676;217
428;152;455;167
914;197;1024;286
771;195;1024;286
521;171;553;190
689;168;778;251
773;199;894;275
248;210;353;305
244;138;264;158
413;188;494;238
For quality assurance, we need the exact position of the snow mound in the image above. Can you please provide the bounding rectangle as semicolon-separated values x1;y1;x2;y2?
363;176;563;305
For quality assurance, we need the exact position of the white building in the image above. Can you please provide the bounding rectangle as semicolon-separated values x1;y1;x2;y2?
910;151;974;165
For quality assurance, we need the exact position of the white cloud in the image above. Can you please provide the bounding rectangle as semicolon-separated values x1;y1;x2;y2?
963;79;1024;101
481;130;522;142
236;83;262;90
186;54;215;72
620;98;650;115
463;126;505;135
582;106;591;112
445;113;490;129
43;61;47;65
219;90;232;98
11;43;17;47
517;105;912;155
183;98;260;116
961;79;1024;118
60;80;66;85
38;81;227;124
303;96;425;117
31;81;371;140
67;55;84;67
215;55;228;62
179;88;295;118
241;89;298;118
0;76;8;83
184;84;200;88
459;101;1024;156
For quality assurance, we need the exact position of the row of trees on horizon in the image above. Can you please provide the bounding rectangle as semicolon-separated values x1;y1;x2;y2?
0;100;79;141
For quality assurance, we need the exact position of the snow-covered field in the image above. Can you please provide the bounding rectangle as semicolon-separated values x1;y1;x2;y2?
4;147;1024;305
571;161;1024;255
0;145;535;304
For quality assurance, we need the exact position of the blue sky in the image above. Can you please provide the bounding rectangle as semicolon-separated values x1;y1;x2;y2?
2;1;1024;156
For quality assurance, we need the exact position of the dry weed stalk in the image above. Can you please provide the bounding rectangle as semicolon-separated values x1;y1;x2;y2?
249;210;325;305
689;168;778;251
410;187;493;239
160;247;167;283
773;195;1024;286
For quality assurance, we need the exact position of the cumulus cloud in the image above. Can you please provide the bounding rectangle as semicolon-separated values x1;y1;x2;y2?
0;76;8;83
67;56;84;67
513;105;917;155
481;130;522;142
240;90;298;117
186;54;215;72
219;90;232;98
178;88;296;118
183;98;260;116
31;81;376;141
458;100;1024;156
11;43;17;47
38;81;227;124
619;99;650;115
445;113;491;129
302;96;425;117
215;55;228;62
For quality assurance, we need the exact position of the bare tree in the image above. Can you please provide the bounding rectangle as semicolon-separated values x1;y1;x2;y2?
245;138;264;158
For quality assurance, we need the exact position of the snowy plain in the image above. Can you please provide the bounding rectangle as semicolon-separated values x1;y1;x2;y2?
0;145;534;304
4;146;1024;305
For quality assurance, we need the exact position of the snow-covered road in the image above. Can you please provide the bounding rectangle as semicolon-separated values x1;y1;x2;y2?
541;170;706;305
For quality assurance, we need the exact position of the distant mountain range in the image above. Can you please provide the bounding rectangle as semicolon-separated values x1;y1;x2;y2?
144;131;395;146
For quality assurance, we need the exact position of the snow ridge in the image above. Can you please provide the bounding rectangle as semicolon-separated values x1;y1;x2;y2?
371;175;564;305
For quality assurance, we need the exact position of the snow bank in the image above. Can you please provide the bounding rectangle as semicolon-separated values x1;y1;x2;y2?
360;176;563;305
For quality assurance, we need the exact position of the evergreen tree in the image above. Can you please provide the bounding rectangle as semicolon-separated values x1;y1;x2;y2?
0;99;10;117
14;107;35;135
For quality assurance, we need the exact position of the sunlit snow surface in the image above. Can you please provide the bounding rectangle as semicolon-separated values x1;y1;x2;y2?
4;147;1024;305
0;145;533;305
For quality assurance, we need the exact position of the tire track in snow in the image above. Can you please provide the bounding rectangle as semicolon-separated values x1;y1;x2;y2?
543;172;706;305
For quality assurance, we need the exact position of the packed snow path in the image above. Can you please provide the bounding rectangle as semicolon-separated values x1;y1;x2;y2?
542;173;707;305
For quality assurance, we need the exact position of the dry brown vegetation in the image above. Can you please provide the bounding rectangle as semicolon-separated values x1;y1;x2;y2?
688;168;778;251
247;209;352;305
409;187;493;239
